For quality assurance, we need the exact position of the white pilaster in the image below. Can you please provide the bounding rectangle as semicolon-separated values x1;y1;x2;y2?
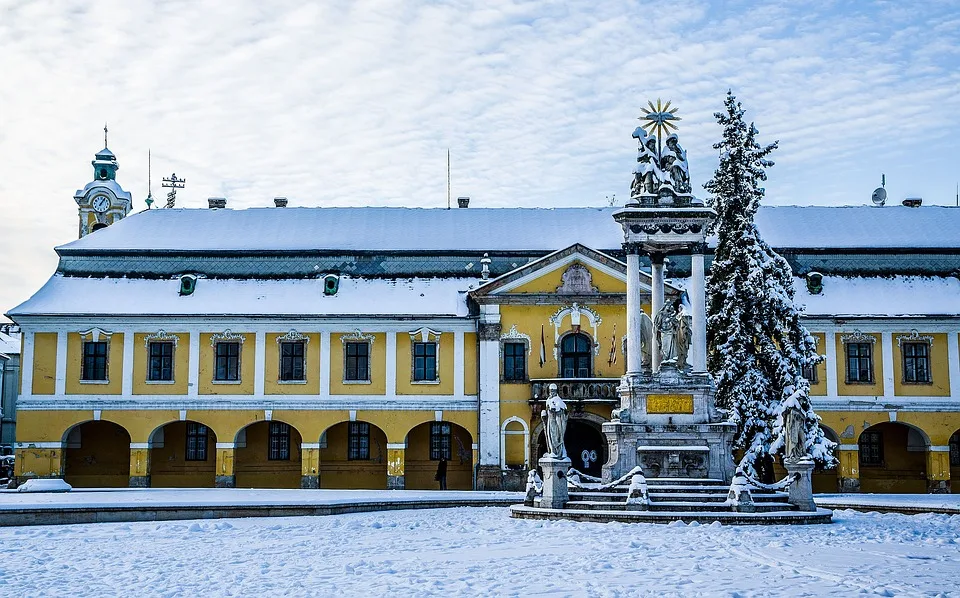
478;306;501;467
825;331;838;397
121;329;134;396
320;331;331;397
54;331;67;396
385;332;397;395
947;332;960;402
625;251;642;375
881;331;894;399
651;258;665;372
454;330;464;397
690;251;707;373
254;331;266;396
20;330;34;397
188;330;200;396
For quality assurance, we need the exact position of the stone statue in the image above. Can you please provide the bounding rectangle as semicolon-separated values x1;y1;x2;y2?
664;134;691;194
784;405;807;462
639;312;654;371
675;304;692;369
631;128;661;197
541;383;569;459
654;302;680;365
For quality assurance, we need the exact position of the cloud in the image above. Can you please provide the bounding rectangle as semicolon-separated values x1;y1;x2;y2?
1;0;959;313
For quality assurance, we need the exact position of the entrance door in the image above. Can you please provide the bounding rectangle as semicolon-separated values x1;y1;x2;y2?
537;420;606;478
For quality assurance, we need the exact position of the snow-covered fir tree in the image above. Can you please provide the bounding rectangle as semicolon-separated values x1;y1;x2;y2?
704;91;835;477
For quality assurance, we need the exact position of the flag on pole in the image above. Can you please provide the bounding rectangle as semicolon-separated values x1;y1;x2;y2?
539;325;547;368
608;323;618;366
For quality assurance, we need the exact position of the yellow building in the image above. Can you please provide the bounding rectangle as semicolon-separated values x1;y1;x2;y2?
8;147;960;493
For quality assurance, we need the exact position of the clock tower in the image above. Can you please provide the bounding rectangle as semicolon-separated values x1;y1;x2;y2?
74;126;133;238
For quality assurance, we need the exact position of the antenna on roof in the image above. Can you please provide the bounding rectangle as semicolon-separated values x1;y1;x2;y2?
871;173;886;207
447;149;451;210
145;149;154;209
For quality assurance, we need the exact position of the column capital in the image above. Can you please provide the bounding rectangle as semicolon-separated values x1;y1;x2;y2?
622;242;644;255
689;242;708;255
478;322;502;341
649;252;667;265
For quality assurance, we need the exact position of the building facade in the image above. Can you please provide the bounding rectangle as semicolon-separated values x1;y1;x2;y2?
8;146;960;492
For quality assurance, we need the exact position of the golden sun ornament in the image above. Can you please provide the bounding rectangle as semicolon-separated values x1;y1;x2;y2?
639;98;681;140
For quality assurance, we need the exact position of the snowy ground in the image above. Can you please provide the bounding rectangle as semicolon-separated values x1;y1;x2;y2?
816;493;960;513
0;507;957;597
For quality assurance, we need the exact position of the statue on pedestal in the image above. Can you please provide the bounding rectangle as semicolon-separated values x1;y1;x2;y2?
664;134;691;194
654;302;681;365
783;405;807;462
542;383;569;459
675;304;692;369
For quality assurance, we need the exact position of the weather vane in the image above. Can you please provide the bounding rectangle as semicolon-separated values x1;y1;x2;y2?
161;172;186;209
639;99;681;143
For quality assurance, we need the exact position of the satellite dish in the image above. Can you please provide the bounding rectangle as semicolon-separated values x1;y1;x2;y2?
871;187;887;206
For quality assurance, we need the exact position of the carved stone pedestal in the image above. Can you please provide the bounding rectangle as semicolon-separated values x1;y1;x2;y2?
785;458;817;512
535;456;570;510
838;476;860;493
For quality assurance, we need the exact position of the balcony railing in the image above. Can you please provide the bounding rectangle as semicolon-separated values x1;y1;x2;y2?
529;378;620;404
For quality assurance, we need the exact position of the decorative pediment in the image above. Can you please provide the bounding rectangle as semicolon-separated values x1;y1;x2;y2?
550;303;602;356
277;329;310;344
500;324;532;356
556;263;599;295
210;330;245;346
897;330;933;347
144;330;180;348
409;327;442;342
78;327;113;342
341;329;375;345
840;330;875;344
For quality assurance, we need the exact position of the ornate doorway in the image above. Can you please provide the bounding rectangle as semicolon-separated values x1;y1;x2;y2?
536;418;607;478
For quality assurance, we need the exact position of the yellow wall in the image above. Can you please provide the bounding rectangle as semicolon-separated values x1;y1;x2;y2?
318;421;388;489
404;422;473;490
330;332;386;395
66;332;123;395
234;421;302;488
836;333;883;396
510;260;626;294
858;422;928;493
31;332;57;395
264;332;321;395
150;421;217;487
808;333;827;396
396;332;454;395
198;333;254;395
893;333;950;396
64;420;131;487
464;332;479;395
504;420;526;467
132;333;190;395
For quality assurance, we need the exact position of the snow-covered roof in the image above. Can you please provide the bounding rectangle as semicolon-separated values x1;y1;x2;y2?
0;331;19;356
9;275;474;318
75;179;132;201
792;275;960;317
57;205;960;254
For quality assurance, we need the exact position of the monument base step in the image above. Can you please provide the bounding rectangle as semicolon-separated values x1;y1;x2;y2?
510;505;833;525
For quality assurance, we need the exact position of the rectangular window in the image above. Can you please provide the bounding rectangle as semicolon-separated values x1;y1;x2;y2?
268;422;290;461
345;342;370;382
413;342;437;382
215;341;240;382
81;341;108;381
185;422;208;461
503;342;527;382
148;341;174;382
279;341;306;381
430;422;452;461
902;342;931;384
858;430;883;466
348;422;370;460
845;342;873;384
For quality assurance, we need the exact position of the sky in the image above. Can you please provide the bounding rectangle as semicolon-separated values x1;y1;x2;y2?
1;0;959;315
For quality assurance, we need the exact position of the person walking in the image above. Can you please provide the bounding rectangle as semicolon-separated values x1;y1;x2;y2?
435;457;447;490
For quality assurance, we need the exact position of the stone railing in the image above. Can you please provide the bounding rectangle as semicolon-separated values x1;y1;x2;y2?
529;378;620;404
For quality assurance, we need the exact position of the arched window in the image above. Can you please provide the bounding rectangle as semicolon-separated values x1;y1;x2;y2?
560;333;592;378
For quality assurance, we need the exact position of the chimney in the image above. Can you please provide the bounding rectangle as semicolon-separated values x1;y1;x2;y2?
208;197;227;209
274;196;288;207
902;197;922;208
457;196;470;208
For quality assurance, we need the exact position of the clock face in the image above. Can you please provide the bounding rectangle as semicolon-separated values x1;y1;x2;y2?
92;196;110;213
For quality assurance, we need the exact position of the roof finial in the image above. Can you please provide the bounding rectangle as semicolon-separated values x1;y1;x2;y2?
145;149;154;209
103;122;109;148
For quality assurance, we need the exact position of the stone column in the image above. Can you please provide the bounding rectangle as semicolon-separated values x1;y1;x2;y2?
784;458;816;511
837;444;860;493
650;253;665;372
476;310;503;490
690;244;708;373
129;443;151;488
215;442;236;488
625;244;643;376
926;446;951;494
387;444;405;489
301;443;320;489
537;455;571;509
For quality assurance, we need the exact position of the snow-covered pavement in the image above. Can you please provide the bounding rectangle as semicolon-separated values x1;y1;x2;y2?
0;507;957;596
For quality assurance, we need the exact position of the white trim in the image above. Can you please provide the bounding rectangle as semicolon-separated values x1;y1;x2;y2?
349;410;357;422
188;330;199;396
434;410;443;422
210;330;245;346
825;332;838;397
122;330;134;396
93;409;101;421
881;331;895;398
179;409;187;421
130;442;150;450
20;331;34;398
929;445;951;452
499;416;530;468
387;443;406;450
888;410;897;422
840;330;876;344
276;329;310;344
264;409;273;421
896;330;933;348
340;329;375;345
320;331;331;397
15;441;63;449
215;442;235;450
499;324;532;356
550;303;602;357
385;331;397;395
78;327;113;342
55;331;67;396
143;330;180;348
837;445;859;451
948;332;960;403
454;330;464;398
301;442;321;450
492;251;630;295
254;331;266;396
17;395;482;412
